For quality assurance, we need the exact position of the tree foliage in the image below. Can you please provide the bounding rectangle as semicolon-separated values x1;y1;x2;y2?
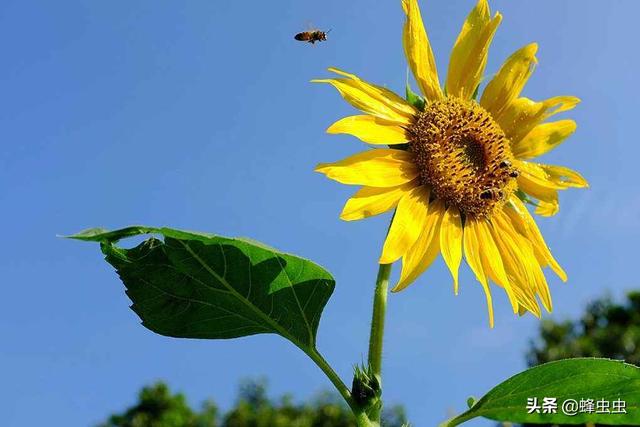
98;382;218;427
527;291;640;367
99;380;407;427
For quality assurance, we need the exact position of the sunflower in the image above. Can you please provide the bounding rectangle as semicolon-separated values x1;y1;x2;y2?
314;0;588;326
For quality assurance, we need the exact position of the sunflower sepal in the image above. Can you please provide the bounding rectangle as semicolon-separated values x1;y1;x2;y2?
471;81;481;101
351;364;383;421
514;189;535;205
406;81;426;111
514;192;549;214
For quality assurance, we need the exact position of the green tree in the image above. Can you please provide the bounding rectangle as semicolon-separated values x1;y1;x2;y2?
100;380;407;427
527;291;640;367
515;291;640;427
99;382;219;427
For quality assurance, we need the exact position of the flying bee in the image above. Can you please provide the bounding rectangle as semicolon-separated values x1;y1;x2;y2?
294;29;329;44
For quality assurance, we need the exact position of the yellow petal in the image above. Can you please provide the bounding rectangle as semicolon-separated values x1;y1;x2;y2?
539;164;589;188
529;256;553;312
515;160;586;216
516;160;564;188
380;186;431;264
495;97;545;142
490;211;543;316
513;120;577;159
475;218;519;313
517;180;559;217
542;96;581;118
463;217;495;327
462;219;487;288
327;115;409;145
316;149;418;187
313;68;416;123
535;199;559;217
446;0;502;99
340;182;417;221
439;206;463;294
507;197;567;281
393;199;445;292
480;43;538;118
401;0;443;101
496;96;580;144
494;209;551;314
516;161;562;215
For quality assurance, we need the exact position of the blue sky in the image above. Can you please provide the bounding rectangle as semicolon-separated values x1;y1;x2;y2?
1;0;638;425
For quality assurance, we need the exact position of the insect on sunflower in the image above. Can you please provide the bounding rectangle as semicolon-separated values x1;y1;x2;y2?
314;0;588;326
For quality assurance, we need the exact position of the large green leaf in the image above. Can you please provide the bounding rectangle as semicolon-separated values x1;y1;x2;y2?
443;358;640;426
69;226;335;350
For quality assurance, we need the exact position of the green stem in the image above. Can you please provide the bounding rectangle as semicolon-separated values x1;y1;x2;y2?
368;263;392;376
303;237;393;426
366;262;392;422
355;412;377;427
304;347;355;410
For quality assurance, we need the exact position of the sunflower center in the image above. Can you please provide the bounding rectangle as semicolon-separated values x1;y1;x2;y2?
408;97;518;218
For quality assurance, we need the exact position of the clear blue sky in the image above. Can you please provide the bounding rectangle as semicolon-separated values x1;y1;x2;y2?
1;0;637;425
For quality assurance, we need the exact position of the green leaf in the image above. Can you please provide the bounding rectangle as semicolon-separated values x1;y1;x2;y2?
442;358;640;426
68;226;335;350
405;77;425;111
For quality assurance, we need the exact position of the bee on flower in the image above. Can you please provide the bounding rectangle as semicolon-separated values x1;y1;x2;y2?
314;0;588;326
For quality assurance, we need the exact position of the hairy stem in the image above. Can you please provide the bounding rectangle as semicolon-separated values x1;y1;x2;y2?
367;262;392;421
368;263;392;375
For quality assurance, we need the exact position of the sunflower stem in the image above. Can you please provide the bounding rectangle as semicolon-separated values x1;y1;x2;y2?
355;411;377;427
366;262;392;422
